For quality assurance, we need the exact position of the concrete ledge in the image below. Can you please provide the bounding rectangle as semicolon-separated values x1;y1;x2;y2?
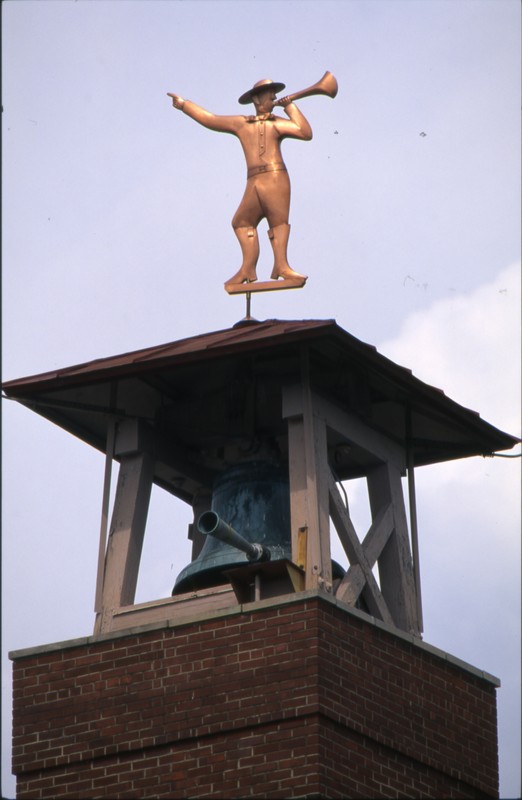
9;589;500;687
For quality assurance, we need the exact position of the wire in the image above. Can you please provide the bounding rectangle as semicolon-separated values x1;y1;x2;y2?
331;465;349;509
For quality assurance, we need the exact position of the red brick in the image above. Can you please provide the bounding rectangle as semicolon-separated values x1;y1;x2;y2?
11;597;499;798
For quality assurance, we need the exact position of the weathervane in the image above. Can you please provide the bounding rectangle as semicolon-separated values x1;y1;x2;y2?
168;71;337;305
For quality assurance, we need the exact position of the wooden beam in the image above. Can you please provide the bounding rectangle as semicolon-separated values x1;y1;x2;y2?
331;503;393;606
407;447;424;634
287;414;332;591
94;451;154;633
335;563;365;606
114;417;214;489
285;358;332;593
307;413;332;590
367;462;420;635
329;474;393;625
288;417;308;568
359;502;395;566
330;478;394;568
328;472;363;564
94;416;116;613
283;386;406;470
109;585;238;631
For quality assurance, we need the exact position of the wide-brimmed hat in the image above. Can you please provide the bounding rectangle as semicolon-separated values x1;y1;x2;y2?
238;78;286;105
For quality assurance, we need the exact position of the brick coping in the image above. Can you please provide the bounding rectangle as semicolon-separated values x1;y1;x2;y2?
9;589;500;687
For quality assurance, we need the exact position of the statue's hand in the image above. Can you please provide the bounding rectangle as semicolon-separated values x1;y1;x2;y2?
278;96;293;108
167;93;185;110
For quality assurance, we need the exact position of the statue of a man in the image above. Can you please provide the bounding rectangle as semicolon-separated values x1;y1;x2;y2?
168;79;312;287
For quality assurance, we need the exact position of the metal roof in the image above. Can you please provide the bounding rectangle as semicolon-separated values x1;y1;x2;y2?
3;320;337;391
3;319;518;501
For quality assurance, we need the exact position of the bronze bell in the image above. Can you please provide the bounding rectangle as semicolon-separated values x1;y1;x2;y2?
173;461;291;595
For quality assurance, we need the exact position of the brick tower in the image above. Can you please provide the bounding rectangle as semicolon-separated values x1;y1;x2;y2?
5;319;517;798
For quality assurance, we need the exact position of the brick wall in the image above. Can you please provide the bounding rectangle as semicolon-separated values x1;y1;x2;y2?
11;594;499;798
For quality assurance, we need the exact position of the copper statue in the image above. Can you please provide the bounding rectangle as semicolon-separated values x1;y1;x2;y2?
168;72;337;292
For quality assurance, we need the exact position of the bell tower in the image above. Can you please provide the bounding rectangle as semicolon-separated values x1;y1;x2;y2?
5;318;517;798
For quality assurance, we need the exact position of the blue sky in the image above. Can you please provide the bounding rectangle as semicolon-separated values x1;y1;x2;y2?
2;1;520;796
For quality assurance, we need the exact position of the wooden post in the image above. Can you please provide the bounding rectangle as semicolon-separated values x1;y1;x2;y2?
94;383;118;614
407;451;424;634
288;417;308;568
94;417;116;613
285;352;332;593
94;449;154;633
367;462;420;635
305;413;332;591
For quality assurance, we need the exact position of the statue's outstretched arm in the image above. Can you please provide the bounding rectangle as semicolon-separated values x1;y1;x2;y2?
168;93;240;134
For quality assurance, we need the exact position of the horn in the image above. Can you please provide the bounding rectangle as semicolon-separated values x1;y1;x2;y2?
274;70;338;105
198;511;271;563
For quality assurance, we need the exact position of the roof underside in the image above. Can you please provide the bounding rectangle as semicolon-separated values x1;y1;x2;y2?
3;319;518;500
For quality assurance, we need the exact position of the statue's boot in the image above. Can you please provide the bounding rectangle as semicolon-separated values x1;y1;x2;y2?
225;227;259;286
268;223;308;281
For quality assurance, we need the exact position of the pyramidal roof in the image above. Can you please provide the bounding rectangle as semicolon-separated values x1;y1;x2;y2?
3;319;518;495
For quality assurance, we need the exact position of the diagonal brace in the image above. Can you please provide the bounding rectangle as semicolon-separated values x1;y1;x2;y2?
328;472;394;625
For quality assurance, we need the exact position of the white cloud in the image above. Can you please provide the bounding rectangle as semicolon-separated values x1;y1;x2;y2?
377;262;521;439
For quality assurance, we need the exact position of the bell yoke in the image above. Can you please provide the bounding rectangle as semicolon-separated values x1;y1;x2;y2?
168;77;313;287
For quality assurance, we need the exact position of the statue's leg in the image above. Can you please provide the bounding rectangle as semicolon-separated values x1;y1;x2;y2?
226;182;264;285
225;226;260;286
268;223;308;281
255;172;307;281
254;171;290;228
